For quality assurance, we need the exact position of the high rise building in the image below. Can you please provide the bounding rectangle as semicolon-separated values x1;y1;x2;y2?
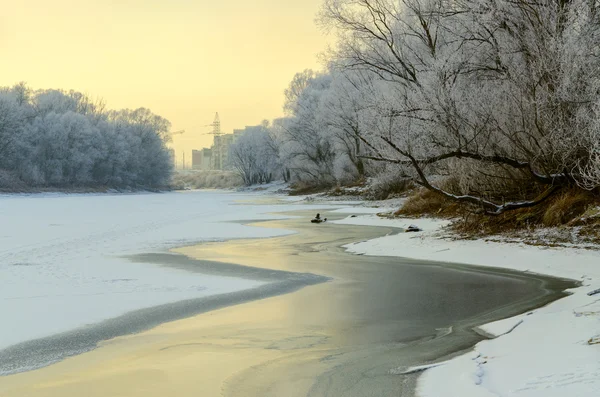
192;148;212;170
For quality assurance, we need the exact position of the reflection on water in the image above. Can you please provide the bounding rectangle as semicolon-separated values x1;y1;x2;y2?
0;210;573;397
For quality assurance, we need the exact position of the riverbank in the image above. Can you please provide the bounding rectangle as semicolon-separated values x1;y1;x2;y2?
331;208;600;397
0;207;574;397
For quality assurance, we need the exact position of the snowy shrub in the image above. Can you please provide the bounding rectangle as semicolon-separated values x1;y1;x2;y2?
368;164;413;200
333;154;360;185
228;124;280;186
172;170;243;189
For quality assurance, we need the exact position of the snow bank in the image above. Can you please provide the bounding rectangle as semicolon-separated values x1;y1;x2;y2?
0;191;329;350
329;207;385;214
332;214;600;397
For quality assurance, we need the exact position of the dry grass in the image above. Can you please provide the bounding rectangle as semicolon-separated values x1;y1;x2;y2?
453;188;599;237
394;186;599;244
171;170;243;190
573;205;600;225
394;188;463;218
367;176;413;200
342;176;368;189
542;190;593;226
571;205;600;244
288;181;334;196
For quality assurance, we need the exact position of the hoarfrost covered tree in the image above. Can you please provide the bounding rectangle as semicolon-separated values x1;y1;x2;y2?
0;92;26;169
0;83;173;189
318;69;375;182
21;112;100;185
277;67;400;187
229;123;280;185
318;0;600;213
106;108;173;187
278;70;337;185
32;89;105;119
582;102;600;189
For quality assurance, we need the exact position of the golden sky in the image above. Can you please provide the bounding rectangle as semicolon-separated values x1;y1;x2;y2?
0;0;327;167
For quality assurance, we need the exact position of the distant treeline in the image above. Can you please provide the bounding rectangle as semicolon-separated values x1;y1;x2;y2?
0;83;173;190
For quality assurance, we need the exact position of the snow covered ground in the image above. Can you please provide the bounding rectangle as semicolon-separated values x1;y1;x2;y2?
3;189;597;395
0;190;329;351
332;210;600;397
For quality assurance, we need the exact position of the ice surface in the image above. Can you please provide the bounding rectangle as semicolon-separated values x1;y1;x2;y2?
0;190;327;350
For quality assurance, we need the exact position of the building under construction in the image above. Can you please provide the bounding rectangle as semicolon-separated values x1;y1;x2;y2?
191;148;211;170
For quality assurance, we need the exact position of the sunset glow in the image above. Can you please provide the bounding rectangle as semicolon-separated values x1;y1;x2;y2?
0;0;327;164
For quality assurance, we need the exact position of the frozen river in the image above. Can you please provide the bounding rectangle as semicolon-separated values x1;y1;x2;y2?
0;191;326;356
0;191;574;396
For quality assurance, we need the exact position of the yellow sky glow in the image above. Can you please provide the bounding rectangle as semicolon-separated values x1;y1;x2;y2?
0;0;328;167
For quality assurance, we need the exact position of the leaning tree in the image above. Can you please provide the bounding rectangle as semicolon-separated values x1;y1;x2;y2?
319;0;600;213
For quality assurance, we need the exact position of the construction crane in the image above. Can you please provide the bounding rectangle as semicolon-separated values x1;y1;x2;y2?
167;130;186;170
166;130;187;170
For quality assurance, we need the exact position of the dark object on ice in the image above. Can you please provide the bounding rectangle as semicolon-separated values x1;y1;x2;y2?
350;215;357;218
311;213;327;223
405;224;422;233
587;288;600;296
